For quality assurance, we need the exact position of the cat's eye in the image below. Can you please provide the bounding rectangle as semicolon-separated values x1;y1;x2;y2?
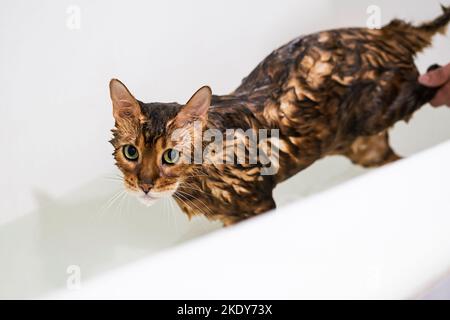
123;144;139;161
162;149;180;165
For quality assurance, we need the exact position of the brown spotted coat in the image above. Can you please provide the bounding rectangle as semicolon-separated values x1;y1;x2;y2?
113;6;450;225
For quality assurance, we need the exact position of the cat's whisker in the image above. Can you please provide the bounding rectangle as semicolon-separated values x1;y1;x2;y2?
175;190;214;219
178;183;208;195
174;202;180;237
168;196;178;218
104;176;123;181
189;167;208;176
164;197;172;231
190;197;215;219
189;173;208;178
115;190;128;219
174;192;210;233
176;189;211;209
118;191;129;219
163;198;170;229
169;198;177;234
171;195;184;235
126;191;133;217
99;189;126;217
103;173;124;182
113;191;125;219
173;194;195;222
116;193;124;219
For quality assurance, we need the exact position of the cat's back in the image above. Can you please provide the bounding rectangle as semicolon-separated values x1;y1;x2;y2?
229;24;425;141
234;26;418;97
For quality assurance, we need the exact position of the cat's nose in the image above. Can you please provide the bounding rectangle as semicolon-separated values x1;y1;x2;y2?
139;183;153;194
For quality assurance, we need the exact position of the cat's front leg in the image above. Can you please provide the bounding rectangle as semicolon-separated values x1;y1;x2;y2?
343;131;401;168
221;196;276;226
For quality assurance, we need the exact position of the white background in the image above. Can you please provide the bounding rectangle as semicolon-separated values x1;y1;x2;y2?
1;0;450;298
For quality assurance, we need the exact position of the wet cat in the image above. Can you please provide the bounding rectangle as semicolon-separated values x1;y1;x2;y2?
109;6;450;226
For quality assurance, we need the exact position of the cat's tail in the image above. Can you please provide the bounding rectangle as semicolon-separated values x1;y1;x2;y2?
383;4;450;53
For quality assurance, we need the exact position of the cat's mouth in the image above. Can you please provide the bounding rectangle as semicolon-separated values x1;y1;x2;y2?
137;193;159;207
130;183;179;207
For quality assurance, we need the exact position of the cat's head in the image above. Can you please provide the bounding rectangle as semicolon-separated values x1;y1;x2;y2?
109;79;211;206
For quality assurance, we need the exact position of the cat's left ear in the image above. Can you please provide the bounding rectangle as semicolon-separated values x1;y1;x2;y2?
174;86;212;127
109;79;143;123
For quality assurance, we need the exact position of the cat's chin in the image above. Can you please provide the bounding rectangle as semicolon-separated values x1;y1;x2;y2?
126;185;178;207
135;190;176;207
137;195;158;207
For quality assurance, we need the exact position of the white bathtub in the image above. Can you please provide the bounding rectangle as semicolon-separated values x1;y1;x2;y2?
46;139;450;299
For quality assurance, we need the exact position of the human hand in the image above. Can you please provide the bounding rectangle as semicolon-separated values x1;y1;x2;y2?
419;63;450;107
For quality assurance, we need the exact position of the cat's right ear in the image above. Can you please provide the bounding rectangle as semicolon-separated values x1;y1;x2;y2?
109;79;143;122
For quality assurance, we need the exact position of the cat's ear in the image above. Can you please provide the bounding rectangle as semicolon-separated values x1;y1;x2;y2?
174;86;211;127
109;79;143;122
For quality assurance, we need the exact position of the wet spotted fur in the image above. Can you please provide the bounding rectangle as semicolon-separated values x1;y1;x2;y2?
110;6;450;225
